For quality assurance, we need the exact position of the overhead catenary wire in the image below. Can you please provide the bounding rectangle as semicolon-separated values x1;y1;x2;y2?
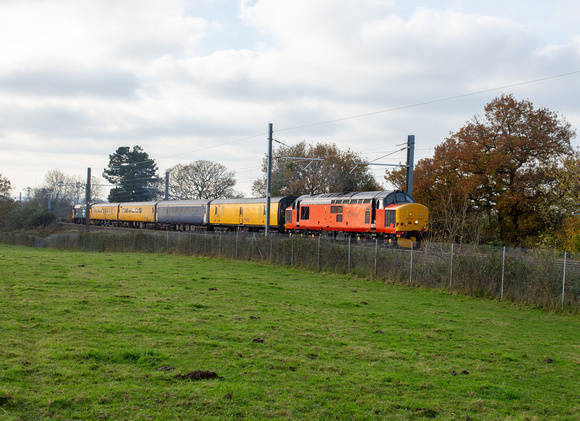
120;69;580;170
274;70;580;134
91;69;579;192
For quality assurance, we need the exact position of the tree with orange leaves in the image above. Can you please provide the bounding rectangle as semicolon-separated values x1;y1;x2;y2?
386;94;576;246
541;151;580;251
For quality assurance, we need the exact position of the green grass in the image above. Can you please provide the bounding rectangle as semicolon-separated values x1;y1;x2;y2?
0;244;578;420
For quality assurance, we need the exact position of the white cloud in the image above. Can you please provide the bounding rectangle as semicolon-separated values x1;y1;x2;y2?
0;0;207;70
0;0;579;197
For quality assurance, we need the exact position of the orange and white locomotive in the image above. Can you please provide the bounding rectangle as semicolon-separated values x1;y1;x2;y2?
284;191;429;246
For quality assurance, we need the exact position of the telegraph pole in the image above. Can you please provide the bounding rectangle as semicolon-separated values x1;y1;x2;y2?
405;135;415;196
85;167;91;233
164;170;170;200
265;123;273;236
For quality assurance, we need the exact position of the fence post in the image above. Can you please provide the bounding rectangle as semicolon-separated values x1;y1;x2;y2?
501;246;506;300
374;238;378;278
219;232;222;256
318;235;321;269
291;238;294;266
449;243;454;289
409;242;413;284
166;231;169;251
562;252;567;309
348;236;351;272
270;236;273;262
236;231;239;259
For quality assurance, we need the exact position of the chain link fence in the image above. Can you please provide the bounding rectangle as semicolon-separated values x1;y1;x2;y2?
2;231;578;312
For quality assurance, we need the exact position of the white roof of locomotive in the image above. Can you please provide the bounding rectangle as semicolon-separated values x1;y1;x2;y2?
295;191;402;205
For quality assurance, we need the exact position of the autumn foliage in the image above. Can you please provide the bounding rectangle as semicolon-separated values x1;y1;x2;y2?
387;94;577;249
253;141;381;196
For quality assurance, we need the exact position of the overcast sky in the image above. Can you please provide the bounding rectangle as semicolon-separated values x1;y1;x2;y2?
1;0;579;199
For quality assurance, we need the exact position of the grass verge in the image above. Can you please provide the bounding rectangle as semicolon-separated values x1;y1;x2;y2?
0;244;578;420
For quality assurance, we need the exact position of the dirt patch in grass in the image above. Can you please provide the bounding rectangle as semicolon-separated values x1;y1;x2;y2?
175;371;219;380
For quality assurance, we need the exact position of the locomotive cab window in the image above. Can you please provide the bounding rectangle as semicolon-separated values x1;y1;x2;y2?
300;206;310;220
396;192;407;203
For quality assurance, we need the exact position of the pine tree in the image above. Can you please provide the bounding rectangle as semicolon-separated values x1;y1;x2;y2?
102;146;161;202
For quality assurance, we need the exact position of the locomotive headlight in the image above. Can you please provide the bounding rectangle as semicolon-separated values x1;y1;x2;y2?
415;220;418;225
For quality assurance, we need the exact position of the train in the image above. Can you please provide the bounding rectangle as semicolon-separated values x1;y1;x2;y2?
72;190;430;247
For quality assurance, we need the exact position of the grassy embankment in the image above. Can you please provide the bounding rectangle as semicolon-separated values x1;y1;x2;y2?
0;244;578;420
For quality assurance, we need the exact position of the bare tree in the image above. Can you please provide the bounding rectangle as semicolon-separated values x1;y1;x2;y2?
0;173;11;198
42;170;103;204
168;160;238;199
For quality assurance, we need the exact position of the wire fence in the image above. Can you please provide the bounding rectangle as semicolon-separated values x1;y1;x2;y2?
1;231;578;312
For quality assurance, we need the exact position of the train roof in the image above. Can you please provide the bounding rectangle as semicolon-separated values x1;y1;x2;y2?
157;199;210;207
118;202;157;207
295;191;414;205
91;202;122;207
210;196;297;205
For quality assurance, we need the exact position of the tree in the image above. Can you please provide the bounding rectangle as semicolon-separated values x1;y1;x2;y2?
167;160;238;199
103;146;161;202
540;151;580;251
0;173;16;228
386;94;576;245
252;141;381;197
0;174;11;198
37;170;104;218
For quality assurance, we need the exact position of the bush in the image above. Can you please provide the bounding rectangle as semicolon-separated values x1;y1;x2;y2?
4;206;56;230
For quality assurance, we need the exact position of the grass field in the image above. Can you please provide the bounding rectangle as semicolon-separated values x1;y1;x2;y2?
0;244;578;420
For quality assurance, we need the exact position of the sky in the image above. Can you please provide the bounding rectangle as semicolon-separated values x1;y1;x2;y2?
1;0;579;200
